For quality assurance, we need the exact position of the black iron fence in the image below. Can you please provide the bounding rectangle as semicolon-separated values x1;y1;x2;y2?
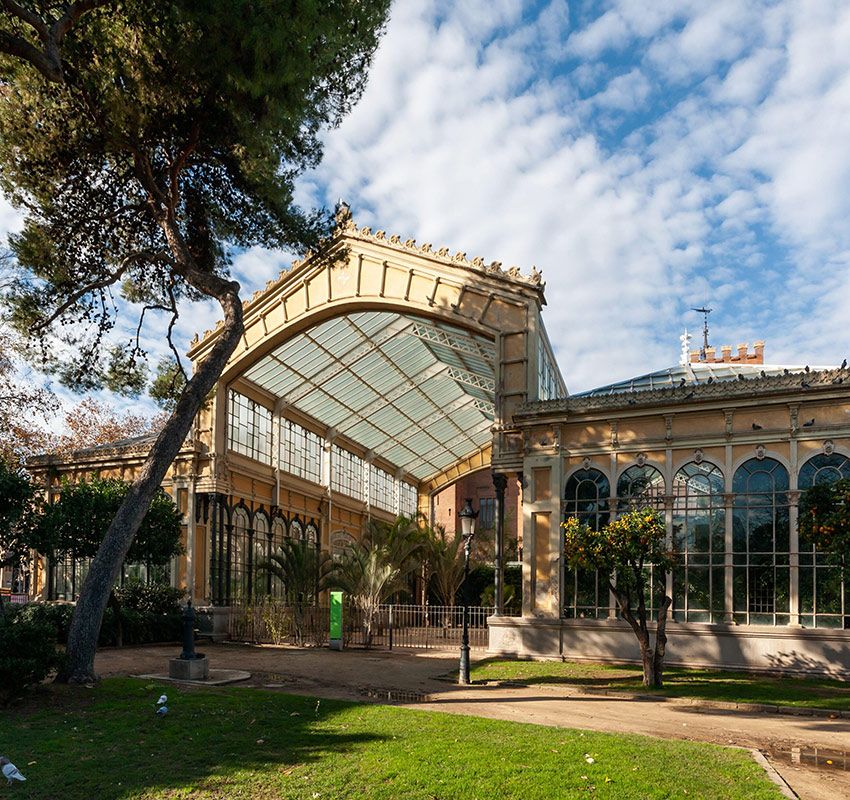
228;600;494;651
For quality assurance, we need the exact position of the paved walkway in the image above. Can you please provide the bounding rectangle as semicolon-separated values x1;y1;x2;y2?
95;643;850;799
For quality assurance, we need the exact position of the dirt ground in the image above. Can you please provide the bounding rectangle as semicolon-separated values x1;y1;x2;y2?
95;643;850;800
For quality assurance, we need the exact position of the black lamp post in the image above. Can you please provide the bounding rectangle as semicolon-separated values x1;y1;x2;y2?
458;497;478;685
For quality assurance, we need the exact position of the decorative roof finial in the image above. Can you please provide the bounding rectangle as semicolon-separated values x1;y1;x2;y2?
692;306;712;361
679;328;692;366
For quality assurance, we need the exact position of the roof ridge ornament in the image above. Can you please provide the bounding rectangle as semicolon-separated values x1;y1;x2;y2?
680;328;692;366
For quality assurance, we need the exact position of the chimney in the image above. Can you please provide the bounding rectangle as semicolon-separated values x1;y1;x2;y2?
736;343;748;361
705;346;716;362
753;341;765;364
720;345;732;362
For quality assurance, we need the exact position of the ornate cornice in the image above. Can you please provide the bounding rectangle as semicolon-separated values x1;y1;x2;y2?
518;366;849;417
189;203;545;349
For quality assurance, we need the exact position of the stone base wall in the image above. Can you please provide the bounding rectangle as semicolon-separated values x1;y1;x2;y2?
196;606;231;641
488;616;850;677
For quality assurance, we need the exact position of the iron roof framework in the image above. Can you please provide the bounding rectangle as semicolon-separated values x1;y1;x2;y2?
242;310;497;481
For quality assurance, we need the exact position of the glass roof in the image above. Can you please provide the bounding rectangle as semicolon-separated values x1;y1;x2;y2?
243;311;497;481
576;362;831;397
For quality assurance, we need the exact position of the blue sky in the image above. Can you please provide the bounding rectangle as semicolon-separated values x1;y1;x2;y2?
4;0;850;419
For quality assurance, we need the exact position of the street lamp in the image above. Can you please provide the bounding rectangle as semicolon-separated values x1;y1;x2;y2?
458;497;478;685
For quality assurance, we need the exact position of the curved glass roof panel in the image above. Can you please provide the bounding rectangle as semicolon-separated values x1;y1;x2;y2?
242;310;496;481
576;362;834;397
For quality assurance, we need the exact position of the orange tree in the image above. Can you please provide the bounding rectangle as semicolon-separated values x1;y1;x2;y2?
799;478;850;564
563;508;673;687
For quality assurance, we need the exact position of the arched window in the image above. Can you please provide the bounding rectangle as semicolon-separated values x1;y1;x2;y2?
564;468;610;528
563;468;610;619
231;506;251;603
732;458;789;625
798;453;850;628
617;464;665;510
253;511;270;598
672;462;725;622
799;452;850;488
305;521;319;547
269;515;288;598
290;517;304;542
331;531;355;561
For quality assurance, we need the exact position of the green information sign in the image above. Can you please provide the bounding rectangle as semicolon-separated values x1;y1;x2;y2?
330;591;343;648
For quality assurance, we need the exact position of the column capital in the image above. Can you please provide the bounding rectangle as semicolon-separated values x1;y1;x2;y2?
492;471;508;492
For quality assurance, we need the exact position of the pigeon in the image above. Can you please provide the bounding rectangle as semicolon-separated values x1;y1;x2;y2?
156;705;168;716
157;695;168;705
802;418;815;427
842;359;847;369
752;423;763;430
0;757;26;785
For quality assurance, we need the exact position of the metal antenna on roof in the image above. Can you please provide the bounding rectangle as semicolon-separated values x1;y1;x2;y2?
692;307;712;361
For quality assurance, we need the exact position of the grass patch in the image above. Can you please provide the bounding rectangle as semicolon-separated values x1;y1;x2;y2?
0;677;782;799
471;658;850;709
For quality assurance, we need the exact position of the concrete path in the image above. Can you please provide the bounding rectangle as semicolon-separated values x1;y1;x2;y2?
95;643;850;799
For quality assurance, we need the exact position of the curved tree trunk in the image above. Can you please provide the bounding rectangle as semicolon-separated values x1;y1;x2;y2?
59;279;243;683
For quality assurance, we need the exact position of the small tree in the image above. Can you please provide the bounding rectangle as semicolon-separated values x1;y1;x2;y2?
35;477;182;646
332;545;403;648
259;539;334;645
563;509;673;688
799;478;850;564
0;460;38;599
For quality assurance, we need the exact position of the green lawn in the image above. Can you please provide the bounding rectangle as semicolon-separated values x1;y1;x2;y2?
0;678;782;799
470;658;850;710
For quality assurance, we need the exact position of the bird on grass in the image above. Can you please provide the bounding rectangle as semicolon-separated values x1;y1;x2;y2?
0;757;26;785
156;705;169;716
157;695;167;705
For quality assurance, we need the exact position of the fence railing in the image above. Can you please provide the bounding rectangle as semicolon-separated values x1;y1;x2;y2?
227;600;494;651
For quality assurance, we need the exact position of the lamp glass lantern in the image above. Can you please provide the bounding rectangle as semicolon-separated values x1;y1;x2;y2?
459;498;478;538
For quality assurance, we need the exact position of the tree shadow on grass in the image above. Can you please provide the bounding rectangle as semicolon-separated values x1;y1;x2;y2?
1;678;385;800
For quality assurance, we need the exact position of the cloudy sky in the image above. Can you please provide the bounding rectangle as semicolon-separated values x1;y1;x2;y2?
6;0;850;417
294;0;850;393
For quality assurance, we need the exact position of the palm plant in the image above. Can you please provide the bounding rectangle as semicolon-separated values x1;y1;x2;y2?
331;544;404;647
258;539;334;645
361;514;430;588
426;524;466;608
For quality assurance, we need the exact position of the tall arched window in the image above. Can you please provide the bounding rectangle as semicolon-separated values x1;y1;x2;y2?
253;511;270;598
269;514;288;598
672;461;725;622
617;464;666;615
231;506;251;603
732;458;789;625
617;464;665;510
564;468;610;619
798;453;850;628
305;521;319;547
290;517;304;542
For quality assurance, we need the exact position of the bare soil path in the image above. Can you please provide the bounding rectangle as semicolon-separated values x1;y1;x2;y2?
95;643;850;799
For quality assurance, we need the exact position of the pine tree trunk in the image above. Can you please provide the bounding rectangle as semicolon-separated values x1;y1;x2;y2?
58;282;243;683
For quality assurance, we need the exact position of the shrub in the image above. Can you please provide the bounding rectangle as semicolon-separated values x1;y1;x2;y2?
16;602;75;643
114;581;185;615
0;610;63;703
